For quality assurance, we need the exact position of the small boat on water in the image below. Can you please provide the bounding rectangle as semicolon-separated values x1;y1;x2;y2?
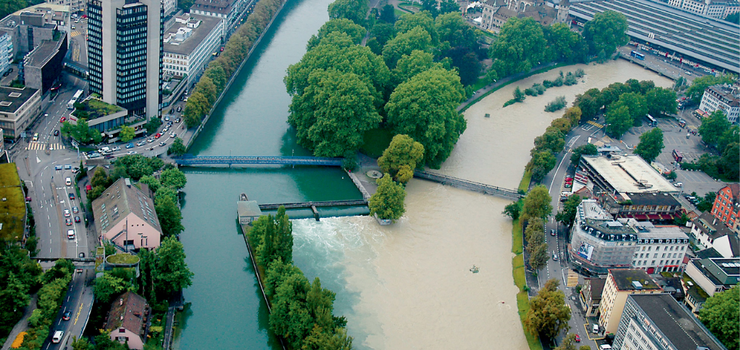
240;193;249;201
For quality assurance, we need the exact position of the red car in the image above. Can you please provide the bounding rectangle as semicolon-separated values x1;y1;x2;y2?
154;133;162;139
574;334;581;342
60;116;66;123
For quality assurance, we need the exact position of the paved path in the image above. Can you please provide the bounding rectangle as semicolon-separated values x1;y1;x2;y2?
1;294;37;350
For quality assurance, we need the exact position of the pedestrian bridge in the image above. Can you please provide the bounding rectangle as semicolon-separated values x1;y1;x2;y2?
173;155;343;167
413;170;523;200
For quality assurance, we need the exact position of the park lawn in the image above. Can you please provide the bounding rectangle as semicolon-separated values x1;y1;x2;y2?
0;164;25;241
107;253;140;265
512;219;523;255
517;291;543;350
512;253;525;290
519;170;532;193
361;128;394;158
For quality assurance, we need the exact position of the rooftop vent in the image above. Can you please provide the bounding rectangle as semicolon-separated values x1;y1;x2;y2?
0;101;11;107
632;281;643;290
8;92;21;98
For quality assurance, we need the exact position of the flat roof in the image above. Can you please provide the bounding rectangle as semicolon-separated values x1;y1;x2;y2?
0;86;38;113
163;15;221;56
569;0;740;74
629;293;726;350
25;38;63;67
609;269;662;291
622;192;681;206
582;155;678;194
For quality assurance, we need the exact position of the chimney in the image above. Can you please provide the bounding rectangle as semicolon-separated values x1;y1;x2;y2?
713;218;717;225
125;178;132;188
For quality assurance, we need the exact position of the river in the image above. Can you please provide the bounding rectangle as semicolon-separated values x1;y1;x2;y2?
173;0;673;346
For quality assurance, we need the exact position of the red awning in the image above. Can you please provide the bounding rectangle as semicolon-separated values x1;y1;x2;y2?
633;214;648;220
648;214;661;220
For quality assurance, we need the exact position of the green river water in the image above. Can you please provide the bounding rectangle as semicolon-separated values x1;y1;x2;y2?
172;0;365;348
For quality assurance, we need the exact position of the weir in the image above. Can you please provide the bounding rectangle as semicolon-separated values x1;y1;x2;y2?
258;199;368;210
413;170;523;200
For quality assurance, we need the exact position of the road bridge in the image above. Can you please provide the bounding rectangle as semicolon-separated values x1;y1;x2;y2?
258;199;368;210
174;155;343;167
413;170;522;200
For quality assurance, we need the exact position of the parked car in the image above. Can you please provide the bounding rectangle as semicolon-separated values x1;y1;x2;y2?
55;165;62;171
72;206;79;213
63;209;71;217
64;164;71;170
62;311;71;321
54;130;59;136
65;218;72;226
155;133;162;139
164;115;170;122
74;216;81;223
67;229;75;239
126;143;135;149
592;324;599;334
104;154;115;159
128;150;137;155
69;192;75;200
137;141;146;146
574;334;580;342
147;138;155;143
159;141;166;147
60;116;66;123
170;132;176;138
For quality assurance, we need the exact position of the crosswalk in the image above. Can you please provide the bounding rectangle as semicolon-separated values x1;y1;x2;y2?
566;269;579;287
70;30;82;37
27;141;66;151
587;120;604;128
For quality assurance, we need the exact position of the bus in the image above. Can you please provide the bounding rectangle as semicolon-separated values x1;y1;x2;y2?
646;114;657;127
67;89;84;110
630;50;645;60
672;149;683;162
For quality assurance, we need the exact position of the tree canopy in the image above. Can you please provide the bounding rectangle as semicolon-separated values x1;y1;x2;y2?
369;174;406;221
307;19;367;50
61;119;102;144
634;128;665;163
699;287;739;350
524;279;571;339
382;26;434;68
521;185;553;221
155;236;194;296
699;110;732;148
685;75;735;105
385;67;466;168
378;134;425;183
556;195;582;227
489;17;547;78
327;0;368;26
645;87;677;117
582;10;629;56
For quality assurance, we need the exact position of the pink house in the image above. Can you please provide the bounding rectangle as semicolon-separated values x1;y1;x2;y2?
93;178;162;250
105;291;149;349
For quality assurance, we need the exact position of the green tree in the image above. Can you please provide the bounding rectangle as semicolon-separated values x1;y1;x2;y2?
605;105;632;139
395;11;437;42
385;67;466;168
144;117;162;134
393;50;444;85
534;127;565;154
71;337;93;350
717;125;739;153
554;333;579;350
435;13;479;52
524;279;571;339
119;125;135;143
645;87;677;117
307;19;367;50
269;272;313;349
370;22;396;47
0;272;30;313
288;69;382;157
61;119;102;144
155;236;194;296
521;185;552;221
563;106;582;126
612;92;648;126
574;89;602;120
178;0;194;10
139;175;161;195
90;167;110;189
543;23;587;64
570;144;598;165
377;134;425;183
718;142;739;181
529;243;549;271
328;0;369;26
514;86;526;102
438;0;459;15
726;12;740;24
699;110;732;148
155;193;184;237
556;195;582;227
93;273;127;304
205;64;228;92
420;0;439;17
489;17;547;78
634;128;665;163
502;200;522;220
582;10;628;56
379;4;396;23
527;150;556;183
160;168;187;190
699;287;739;350
686;75;735;105
382;26;433;68
167;137;187;157
369;174;406;221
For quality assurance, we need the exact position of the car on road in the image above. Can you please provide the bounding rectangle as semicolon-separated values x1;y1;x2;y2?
128;150;137;155
62;311;71;321
55;165;62;171
170;132;176;138
65;177;72;186
126;143;135;149
72;206;79;213
67;229;75;239
137;141;146;146
54;130;59;136
79;252;85;258
154;133;162;139
76;268;83;273
64;164;71;170
74;216;81;223
175;117;181;123
88;152;101;159
104;154;115;159
65;218;72;226
25;197;31;202
159;141;166;147
32;133;39;141
60;116;66;123
176;106;182;112
147;138;154;143
574;334;580;342
52;331;64;343
550;229;556;236
63;209;71;217
164;115;170;121
69;192;75;200
552;251;558;261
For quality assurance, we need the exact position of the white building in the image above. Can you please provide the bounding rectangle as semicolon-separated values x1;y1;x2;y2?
163;14;223;87
699;84;740;124
191;0;250;33
162;0;178;16
0;30;12;75
691;211;740;258
667;0;740;19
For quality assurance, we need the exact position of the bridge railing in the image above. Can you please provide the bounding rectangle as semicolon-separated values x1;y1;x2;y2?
414;170;522;199
174;155;343;166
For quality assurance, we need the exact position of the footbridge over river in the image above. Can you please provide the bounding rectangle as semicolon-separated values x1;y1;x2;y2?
175;155;521;200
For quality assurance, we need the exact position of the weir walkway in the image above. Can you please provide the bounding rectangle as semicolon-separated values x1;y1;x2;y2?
414;170;523;200
175;155;521;200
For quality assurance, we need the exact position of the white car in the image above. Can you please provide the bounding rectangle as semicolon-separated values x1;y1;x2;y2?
170;133;176;138
128;150;137;155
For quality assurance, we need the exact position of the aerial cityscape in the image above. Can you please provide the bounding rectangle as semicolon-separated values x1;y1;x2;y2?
0;0;737;348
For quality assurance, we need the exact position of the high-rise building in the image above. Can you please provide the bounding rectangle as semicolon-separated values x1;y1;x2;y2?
87;0;163;119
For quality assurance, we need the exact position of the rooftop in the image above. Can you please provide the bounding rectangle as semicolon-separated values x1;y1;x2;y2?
237;200;262;218
693;211;737;241
705;84;740;107
620;192;681;207
25;37;65;68
163;14;221;55
628;293;726;350
192;0;233;15
569;0;740;74
73;97;124;120
105;291;148;334
609;269;662;291
586;277;606;300
581;155;679;194
92;178;161;235
0;86;39;114
0;163;25;242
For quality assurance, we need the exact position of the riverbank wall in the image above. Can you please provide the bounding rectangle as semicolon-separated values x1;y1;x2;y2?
186;0;288;149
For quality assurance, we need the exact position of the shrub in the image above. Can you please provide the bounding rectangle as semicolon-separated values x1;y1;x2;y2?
574;68;585;78
544;96;568;112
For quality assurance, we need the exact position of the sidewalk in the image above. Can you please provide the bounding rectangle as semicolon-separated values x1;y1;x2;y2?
1;294;37;350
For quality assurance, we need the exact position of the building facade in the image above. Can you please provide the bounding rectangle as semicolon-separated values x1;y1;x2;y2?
599;192;684;224
712;184;740;231
104;291;150;350
691;211;739;258
162;14;223;87
598;269;662;334
0;30;12;75
162;0;178;16
579;277;605;317
699;84;740;124
613;293;727;350
667;0;740;19
686;257;740;297
191;0;251;33
569;200;690;275
0;86;41;139
21;35;67;92
87;0;162;119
